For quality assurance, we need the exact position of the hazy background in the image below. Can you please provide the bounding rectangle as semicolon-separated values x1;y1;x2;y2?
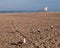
0;0;60;12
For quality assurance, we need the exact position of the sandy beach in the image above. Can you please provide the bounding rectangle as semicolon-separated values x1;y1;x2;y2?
0;12;60;48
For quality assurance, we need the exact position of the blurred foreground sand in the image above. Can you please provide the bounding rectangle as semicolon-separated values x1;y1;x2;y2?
0;12;60;48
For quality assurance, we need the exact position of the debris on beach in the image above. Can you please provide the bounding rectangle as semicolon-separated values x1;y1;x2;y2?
23;38;26;43
37;29;41;33
50;25;54;29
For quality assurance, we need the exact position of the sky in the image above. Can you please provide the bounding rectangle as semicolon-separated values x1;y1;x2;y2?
0;0;60;11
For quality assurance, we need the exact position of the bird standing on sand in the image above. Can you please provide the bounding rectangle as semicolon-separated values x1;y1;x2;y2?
43;6;48;12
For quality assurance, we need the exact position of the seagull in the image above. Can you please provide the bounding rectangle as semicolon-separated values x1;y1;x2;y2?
43;6;48;12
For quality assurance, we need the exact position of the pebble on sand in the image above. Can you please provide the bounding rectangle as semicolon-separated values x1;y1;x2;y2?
37;29;40;32
50;25;54;29
23;38;26;43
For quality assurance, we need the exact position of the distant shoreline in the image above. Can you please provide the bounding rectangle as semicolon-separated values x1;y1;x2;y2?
0;11;60;13
0;12;60;15
0;10;41;13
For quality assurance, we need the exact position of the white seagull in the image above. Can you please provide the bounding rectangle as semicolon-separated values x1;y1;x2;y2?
43;6;48;12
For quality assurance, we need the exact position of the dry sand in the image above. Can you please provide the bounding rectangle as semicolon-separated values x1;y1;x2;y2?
0;12;60;48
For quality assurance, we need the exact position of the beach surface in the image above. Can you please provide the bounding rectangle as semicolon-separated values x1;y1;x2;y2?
0;12;60;48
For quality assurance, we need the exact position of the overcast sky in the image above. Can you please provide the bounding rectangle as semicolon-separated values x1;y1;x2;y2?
0;0;60;11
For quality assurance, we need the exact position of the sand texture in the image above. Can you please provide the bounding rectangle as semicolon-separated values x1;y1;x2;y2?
0;12;60;48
